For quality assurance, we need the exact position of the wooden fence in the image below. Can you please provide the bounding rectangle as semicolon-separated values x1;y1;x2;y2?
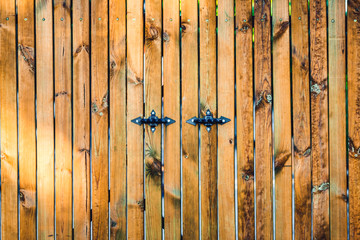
0;0;359;239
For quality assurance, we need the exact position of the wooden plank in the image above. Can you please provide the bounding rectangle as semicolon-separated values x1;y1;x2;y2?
35;0;55;238
73;0;91;238
91;0;109;238
272;0;292;239
17;0;36;238
54;0;72;238
217;0;235;238
199;0;217;239
348;1;360;238
182;0;199;238
0;0;18;238
109;0;127;239
309;0;329;239
144;0;162;238
235;0;254;239
328;0;347;239
163;0;181;238
254;0;272;238
291;0;311;239
127;0;144;238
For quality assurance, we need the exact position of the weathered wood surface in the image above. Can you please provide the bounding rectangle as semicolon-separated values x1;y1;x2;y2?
182;0;199;238
310;0;330;239
291;0;311;239
18;0;36;238
348;0;360;239
109;0;127;239
144;0;162;238
254;0;273;239
199;0;217;239
91;0;109;238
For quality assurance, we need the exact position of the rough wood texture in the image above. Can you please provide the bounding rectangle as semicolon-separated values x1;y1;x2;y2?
91;0;109;238
163;0;181;238
328;0;347;239
218;0;235;238
73;0;91;238
182;0;199;238
35;0;55;238
348;0;360;239
291;1;311;239
127;0;144;238
144;0;162;238
199;0;217;239
109;0;127;239
235;0;254;239
17;0;36;238
310;0;330;239
54;0;72;238
272;0;292;239
0;0;18;238
254;0;273;238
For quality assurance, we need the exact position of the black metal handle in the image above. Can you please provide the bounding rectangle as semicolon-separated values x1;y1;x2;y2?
131;110;175;132
186;109;230;132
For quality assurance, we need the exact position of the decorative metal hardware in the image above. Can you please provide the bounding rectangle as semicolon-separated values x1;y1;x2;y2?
186;109;231;132
131;110;175;132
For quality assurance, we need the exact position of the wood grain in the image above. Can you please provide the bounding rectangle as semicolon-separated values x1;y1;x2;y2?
91;0;109;238
199;0;217;239
217;0;235;238
144;0;162;238
291;0;311;239
127;0;144;238
35;0;55;238
348;0;360;239
17;0;36;238
272;0;292;239
73;0;91;238
328;0;347;239
109;0;127;239
254;0;273;238
54;0;72;238
182;0;199;238
310;0;329;238
163;0;181;238
0;0;18;238
235;0;254;239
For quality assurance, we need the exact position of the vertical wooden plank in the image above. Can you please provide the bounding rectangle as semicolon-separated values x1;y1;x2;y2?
328;0;347;239
109;0;127;239
91;0;109;238
235;0;254;239
310;0;329;239
182;0;199;238
199;0;217;239
348;0;360;239
254;0;272;238
54;0;72;238
73;0;91;238
144;0;162;238
163;0;181;238
217;0;235;238
18;0;36;238
35;0;55;238
291;0;311;239
127;0;144;238
272;0;292;239
0;0;17;238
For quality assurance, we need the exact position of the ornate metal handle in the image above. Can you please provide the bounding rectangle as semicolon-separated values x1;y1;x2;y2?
131;110;175;132
186;109;230;132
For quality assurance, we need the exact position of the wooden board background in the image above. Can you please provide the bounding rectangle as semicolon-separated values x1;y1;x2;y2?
0;1;358;239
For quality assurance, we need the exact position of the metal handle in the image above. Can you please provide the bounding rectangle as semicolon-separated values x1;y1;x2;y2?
186;109;230;132
131;110;175;132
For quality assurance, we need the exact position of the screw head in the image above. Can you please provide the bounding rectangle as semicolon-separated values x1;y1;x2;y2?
24;18;28;21
170;18;173;21
298;17;301;20
225;19;228;22
167;119;170;122
6;17;9;21
279;18;282;21
99;17;102;20
243;19;246;22
331;19;335;23
80;18;83;21
42;18;45;21
152;18;155;21
60;17;64;21
316;18;319;21
205;19;209;22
